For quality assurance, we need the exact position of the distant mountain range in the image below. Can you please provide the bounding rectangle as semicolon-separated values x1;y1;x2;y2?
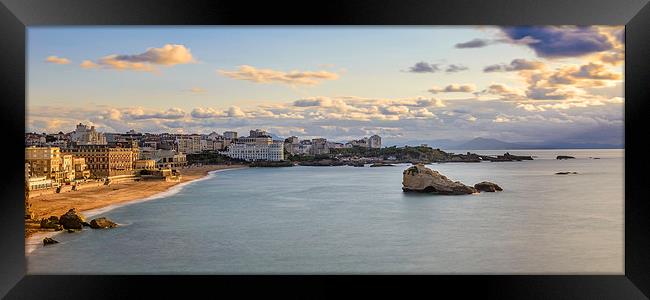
386;137;623;150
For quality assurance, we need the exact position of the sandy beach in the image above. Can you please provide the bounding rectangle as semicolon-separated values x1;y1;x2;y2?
25;164;247;239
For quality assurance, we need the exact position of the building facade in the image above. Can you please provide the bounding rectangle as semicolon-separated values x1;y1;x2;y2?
369;135;382;149
25;146;68;185
70;123;107;145
223;131;238;140
176;135;202;154
64;145;136;178
221;141;284;161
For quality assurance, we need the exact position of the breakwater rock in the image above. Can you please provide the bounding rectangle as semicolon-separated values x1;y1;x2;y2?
474;181;503;192
43;237;59;245
402;164;478;195
59;208;85;230
89;217;118;229
402;164;503;195
556;155;575;160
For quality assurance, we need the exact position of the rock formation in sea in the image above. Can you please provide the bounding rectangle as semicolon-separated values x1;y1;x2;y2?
43;237;59;245
89;217;118;229
474;181;503;192
402;164;478;195
58;208;85;230
370;163;395;167
555;171;578;175
556;155;575;160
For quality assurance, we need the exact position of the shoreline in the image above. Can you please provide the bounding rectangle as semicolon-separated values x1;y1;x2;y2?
25;164;247;253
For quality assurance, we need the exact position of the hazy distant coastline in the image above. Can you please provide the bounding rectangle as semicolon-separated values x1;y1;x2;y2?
384;137;624;150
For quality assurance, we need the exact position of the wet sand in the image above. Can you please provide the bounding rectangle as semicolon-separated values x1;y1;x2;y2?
25;164;246;238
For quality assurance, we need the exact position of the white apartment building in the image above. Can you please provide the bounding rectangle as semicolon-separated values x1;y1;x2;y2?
221;141;284;161
70;123;107;145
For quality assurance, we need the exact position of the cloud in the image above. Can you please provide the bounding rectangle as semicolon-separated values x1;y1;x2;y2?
526;87;575;100
186;87;207;94
598;51;624;65
81;44;195;72
123;107;186;120
113;44;195;65
45;56;71;65
407;62;440;73
500;26;614;58
218;65;339;86
445;64;469;73
483;59;544;72
571;63;622;80
80;60;99;69
429;84;476;94
455;38;490;48
476;84;524;100
191;107;225;118
407;62;467;73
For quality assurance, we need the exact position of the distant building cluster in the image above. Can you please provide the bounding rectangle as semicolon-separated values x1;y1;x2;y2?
283;134;381;156
25;123;382;190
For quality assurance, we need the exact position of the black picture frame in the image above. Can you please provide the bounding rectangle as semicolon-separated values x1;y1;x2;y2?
1;0;649;298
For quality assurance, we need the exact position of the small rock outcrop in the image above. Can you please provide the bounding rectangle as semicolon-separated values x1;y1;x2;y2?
556;155;575;160
555;171;578;175
89;217;118;229
43;237;59;245
474;181;503;192
59;208;85;230
402;164;478;195
370;163;395;167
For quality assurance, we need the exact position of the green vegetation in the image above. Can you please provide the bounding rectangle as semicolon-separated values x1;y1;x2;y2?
331;146;449;162
186;151;245;165
249;161;294;167
286;154;333;162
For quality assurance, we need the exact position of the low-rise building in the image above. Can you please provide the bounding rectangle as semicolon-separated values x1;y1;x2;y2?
134;159;157;170
27;176;54;191
310;138;329;155
142;149;187;168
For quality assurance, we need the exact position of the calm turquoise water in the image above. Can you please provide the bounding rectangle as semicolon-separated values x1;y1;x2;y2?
27;149;624;274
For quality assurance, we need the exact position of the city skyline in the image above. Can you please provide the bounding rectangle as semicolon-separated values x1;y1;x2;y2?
28;26;624;146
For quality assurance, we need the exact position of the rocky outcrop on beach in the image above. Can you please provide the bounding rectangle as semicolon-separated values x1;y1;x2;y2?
474;181;503;192
59;208;85;230
556;155;575;160
402;164;478;195
89;217;118;229
43;237;59;245
39;217;63;231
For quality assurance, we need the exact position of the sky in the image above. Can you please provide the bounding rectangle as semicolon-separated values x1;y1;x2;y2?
27;26;624;146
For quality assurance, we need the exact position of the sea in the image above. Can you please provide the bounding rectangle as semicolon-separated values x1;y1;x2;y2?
27;149;624;274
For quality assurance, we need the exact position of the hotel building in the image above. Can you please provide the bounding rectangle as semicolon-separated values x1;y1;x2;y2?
64;145;136;178
221;141;284;161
